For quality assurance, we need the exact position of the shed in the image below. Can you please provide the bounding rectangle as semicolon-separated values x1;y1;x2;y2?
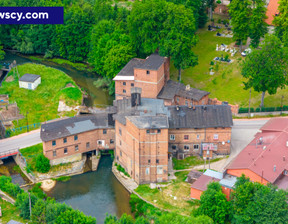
19;74;41;90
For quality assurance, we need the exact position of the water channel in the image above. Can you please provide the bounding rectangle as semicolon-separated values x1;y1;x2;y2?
1;52;132;223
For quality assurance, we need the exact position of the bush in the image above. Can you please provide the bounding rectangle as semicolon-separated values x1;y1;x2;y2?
217;19;221;24
210;61;214;66
116;164;130;177
256;107;261;112
35;154;51;173
0;176;23;198
224;54;229;61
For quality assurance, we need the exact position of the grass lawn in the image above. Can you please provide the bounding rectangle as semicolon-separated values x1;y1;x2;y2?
0;63;82;134
0;198;26;224
170;23;288;108
135;171;199;216
173;156;223;170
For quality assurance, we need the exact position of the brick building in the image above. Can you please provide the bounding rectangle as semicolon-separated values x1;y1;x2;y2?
113;89;232;184
40;114;115;165
113;53;210;106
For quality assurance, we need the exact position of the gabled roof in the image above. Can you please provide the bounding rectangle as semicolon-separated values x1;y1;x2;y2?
40;114;112;142
190;174;220;191
157;80;210;101
19;74;40;83
168;105;233;129
265;0;279;25
227;118;288;184
126;115;169;129
134;53;165;70
116;58;145;77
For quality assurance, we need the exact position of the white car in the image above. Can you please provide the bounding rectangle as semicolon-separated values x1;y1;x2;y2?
241;48;252;56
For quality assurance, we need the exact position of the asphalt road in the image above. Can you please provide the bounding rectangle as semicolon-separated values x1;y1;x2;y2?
0;129;41;154
223;119;269;169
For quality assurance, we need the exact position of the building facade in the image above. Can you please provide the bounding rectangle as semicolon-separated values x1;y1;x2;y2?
19;74;41;90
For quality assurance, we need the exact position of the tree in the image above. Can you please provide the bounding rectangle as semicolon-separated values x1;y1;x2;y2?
35;154;51;173
231;175;288;223
249;0;268;48
197;182;231;224
273;0;288;47
229;0;268;50
205;0;216;21
241;34;288;107
55;209;96;224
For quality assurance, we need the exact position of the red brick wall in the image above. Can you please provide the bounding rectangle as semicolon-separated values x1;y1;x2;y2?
115;119;169;184
227;169;269;185
174;95;209;106
43;128;115;160
214;4;229;14
209;98;239;115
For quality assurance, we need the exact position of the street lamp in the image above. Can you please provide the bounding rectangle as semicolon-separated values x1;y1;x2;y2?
26;112;29;132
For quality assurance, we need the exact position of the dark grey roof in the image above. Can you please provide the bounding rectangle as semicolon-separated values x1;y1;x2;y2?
134;53;165;70
19;74;40;83
127;116;168;129
40;114;112;142
117;58;145;76
168;105;233;129
157;80;210;101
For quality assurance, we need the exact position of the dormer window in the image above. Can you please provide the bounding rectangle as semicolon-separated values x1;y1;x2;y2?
146;70;150;75
123;82;126;86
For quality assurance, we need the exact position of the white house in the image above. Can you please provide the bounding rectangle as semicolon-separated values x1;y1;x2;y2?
19;74;41;90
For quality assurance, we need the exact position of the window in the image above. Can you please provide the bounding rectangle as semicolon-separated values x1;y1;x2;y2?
120;151;122;157
64;148;68;154
146;130;150;134
190;102;193;107
214;134;218;140
184;145;190;150
75;145;79;151
123;89;126;93
63;138;67;143
131;83;134;87
184;135;189;140
172;145;176;150
170;134;175;140
146;70;150;75
156;159;159;164
119;128;122;136
123;82;126;86
86;142;90;149
103;129;107;134
146;168;150;174
202;100;205;105
120;140;122;145
185;100;188;106
98;140;103;145
52;140;56;146
157;129;161;133
193;144;199;150
110;139;114;144
176;97;179;103
197;134;200;139
148;159;151;164
74;135;78;141
53;150;56;157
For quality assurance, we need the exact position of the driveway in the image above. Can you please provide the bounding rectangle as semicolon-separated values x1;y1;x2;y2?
0;129;41;154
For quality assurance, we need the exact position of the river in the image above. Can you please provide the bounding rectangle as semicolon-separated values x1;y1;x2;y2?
1;52;131;224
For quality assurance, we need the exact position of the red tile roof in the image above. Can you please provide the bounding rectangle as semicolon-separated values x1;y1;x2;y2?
227;118;288;184
190;174;220;191
265;0;279;25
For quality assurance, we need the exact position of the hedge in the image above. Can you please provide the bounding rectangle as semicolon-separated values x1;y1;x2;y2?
238;106;288;114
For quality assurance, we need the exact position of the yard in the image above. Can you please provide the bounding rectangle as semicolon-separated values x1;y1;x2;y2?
0;198;26;224
170;22;288;108
0;63;82;134
135;171;199;216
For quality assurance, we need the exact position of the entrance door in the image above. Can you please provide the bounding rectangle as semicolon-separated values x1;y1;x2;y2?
28;83;32;90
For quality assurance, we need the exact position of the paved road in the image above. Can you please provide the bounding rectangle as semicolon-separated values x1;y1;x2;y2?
0;129;41;154
222;119;269;170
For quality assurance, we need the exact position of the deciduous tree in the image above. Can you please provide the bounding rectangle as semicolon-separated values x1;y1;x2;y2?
273;0;288;47
241;34;288;107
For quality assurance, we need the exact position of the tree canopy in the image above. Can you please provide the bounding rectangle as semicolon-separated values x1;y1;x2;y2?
241;34;288;107
273;0;288;47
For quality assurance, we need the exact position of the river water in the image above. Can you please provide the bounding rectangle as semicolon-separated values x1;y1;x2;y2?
1;52;131;223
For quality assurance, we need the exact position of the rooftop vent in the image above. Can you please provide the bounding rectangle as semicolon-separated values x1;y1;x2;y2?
273;165;276;172
286;141;288;147
283;156;286;161
186;85;190;91
176;106;179;111
263;146;266;150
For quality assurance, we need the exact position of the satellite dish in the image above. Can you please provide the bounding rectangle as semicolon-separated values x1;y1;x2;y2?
222;141;225;145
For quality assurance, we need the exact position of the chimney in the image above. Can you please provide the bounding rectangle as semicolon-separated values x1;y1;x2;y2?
131;87;142;107
186;84;190;91
283;156;286;162
273;165;276;172
108;113;114;126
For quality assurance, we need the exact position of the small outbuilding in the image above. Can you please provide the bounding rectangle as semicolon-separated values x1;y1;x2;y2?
19;74;41;90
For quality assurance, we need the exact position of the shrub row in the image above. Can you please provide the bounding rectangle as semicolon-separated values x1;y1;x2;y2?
115;163;130;177
238;106;288;114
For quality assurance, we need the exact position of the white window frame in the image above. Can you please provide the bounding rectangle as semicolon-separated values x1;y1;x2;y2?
214;134;219;140
193;144;199;150
170;134;175;140
146;168;150;175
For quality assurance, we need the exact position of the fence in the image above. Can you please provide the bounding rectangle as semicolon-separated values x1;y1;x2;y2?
238;106;288;114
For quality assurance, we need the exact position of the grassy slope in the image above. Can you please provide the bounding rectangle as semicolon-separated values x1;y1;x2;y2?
135;171;199;216
171;25;288;108
0;198;26;224
0;63;82;129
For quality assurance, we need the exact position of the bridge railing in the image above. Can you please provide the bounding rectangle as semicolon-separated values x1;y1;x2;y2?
0;148;19;159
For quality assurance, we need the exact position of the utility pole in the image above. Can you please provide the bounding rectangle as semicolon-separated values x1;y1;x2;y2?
28;192;32;219
281;95;284;115
26;112;29;132
248;88;251;118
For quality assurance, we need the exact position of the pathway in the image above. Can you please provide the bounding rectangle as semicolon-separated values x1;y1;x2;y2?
0;189;15;205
